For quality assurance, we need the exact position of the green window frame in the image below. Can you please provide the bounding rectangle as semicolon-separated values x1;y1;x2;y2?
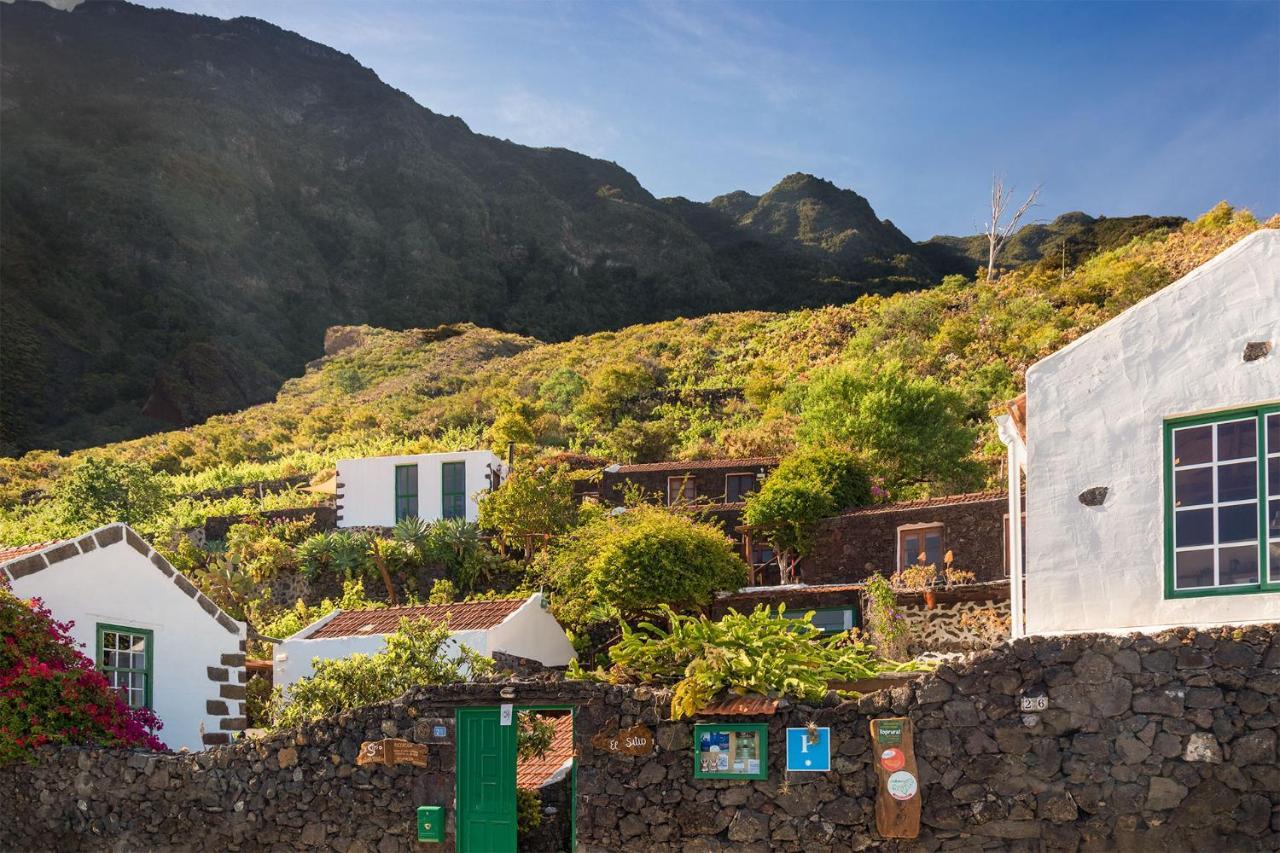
395;464;419;521
780;606;858;634
96;623;154;709
1163;402;1280;598
442;461;466;520
693;722;768;780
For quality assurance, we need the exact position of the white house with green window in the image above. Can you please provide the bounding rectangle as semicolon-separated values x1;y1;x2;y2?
335;450;505;528
0;523;247;751
1006;228;1279;635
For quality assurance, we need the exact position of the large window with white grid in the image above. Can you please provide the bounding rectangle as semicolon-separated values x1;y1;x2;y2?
1165;405;1280;596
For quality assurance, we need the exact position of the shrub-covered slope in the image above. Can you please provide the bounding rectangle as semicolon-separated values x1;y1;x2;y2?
0;204;1269;546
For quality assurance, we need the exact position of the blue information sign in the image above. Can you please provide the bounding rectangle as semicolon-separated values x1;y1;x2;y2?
785;727;831;772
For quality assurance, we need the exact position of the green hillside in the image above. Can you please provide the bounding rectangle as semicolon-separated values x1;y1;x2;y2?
0;203;1269;547
0;1;945;454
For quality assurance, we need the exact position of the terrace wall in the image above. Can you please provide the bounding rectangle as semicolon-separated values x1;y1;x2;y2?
2;624;1277;852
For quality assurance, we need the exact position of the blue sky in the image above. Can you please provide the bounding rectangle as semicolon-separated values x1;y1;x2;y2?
147;0;1277;238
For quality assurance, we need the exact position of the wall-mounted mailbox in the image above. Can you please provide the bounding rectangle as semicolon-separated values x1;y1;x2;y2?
417;806;444;843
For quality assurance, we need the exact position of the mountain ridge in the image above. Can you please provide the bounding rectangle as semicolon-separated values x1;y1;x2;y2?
0;0;1185;455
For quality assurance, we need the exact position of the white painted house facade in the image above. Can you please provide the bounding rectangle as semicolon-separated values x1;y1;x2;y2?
273;593;575;691
336;450;505;528
1000;229;1279;635
0;523;247;751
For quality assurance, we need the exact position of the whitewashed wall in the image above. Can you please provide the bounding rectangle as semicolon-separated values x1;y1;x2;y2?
273;594;575;691
1024;230;1280;634
7;530;245;751
336;450;503;528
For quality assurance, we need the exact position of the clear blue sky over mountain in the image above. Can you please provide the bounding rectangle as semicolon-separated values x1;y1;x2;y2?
147;0;1278;238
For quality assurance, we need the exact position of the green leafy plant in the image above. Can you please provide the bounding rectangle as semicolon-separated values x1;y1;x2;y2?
570;604;920;719
863;574;909;659
477;464;581;556
53;458;169;531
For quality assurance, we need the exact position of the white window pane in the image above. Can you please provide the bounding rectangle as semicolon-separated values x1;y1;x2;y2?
1218;504;1257;544
1218;462;1257;502
1218;544;1258;586
1175;549;1214;589
1175;468;1213;507
1175;508;1213;548
127;634;146;652
1216;420;1256;461
1174;426;1212;467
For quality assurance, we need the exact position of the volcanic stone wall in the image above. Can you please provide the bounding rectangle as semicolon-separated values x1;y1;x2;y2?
2;625;1278;852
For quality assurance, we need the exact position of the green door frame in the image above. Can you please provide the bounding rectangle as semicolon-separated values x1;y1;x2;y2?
454;705;577;853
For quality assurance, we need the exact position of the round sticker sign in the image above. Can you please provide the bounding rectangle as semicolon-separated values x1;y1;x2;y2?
886;770;918;801
880;747;905;772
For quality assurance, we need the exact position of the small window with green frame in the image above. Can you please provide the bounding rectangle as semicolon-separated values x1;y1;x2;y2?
693;722;768;780
1164;403;1280;597
96;623;153;709
442;461;466;520
395;464;419;521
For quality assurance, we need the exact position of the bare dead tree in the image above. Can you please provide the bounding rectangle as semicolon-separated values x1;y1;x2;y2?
985;174;1042;281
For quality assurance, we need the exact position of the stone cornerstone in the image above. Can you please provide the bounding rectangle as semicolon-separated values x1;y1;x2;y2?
1;624;1277;851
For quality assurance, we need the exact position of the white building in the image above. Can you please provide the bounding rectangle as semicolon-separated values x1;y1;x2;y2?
336;450;505;528
0;523;247;751
273;593;575;691
999;229;1279;635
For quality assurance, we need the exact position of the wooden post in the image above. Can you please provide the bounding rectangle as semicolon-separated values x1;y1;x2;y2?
869;717;921;838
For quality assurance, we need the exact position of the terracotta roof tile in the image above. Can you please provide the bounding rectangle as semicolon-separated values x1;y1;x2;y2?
838;490;1007;517
1008;393;1027;442
698;694;780;716
0;540;67;566
516;713;574;790
613;457;778;474
306;598;527;639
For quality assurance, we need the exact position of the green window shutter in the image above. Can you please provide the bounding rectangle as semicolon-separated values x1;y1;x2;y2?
395;464;419;521
96;623;154;709
1164;403;1280;599
442;461;466;520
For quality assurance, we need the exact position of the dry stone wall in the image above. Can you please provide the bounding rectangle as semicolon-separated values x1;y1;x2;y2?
2;625;1278;852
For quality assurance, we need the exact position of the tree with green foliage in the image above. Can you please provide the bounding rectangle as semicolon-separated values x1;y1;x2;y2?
742;447;872;583
796;362;979;493
271;617;493;729
488;410;536;454
53;458;169;531
538;503;745;629
478;464;581;556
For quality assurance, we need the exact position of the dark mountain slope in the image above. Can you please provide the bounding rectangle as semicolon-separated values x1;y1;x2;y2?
0;1;935;453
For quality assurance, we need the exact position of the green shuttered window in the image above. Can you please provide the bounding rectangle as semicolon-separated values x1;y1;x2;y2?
395;464;419;521
442;461;466;520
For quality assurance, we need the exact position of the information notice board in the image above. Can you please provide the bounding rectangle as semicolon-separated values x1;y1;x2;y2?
869;717;921;838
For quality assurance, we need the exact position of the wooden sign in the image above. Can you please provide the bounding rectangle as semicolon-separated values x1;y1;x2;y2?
869;717;921;839
591;723;654;757
357;737;429;768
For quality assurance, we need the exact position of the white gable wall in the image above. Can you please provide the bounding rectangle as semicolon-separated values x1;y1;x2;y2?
7;529;245;751
1024;230;1280;634
273;594;575;692
337;450;503;528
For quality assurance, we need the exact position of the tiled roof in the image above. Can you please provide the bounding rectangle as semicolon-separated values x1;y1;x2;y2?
838;490;1007;517
305;598;527;639
612;457;779;474
698;694;780;716
0;540;67;566
516;713;574;790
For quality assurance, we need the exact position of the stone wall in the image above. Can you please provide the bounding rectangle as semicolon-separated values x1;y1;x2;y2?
201;505;337;543
3;625;1278;852
804;493;1010;585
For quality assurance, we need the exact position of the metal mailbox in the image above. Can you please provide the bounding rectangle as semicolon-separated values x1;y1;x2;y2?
416;805;444;843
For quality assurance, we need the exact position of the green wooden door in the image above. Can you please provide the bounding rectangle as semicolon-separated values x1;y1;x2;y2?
456;707;517;853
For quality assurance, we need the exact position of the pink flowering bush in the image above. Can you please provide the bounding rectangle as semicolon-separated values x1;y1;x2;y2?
0;587;164;764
